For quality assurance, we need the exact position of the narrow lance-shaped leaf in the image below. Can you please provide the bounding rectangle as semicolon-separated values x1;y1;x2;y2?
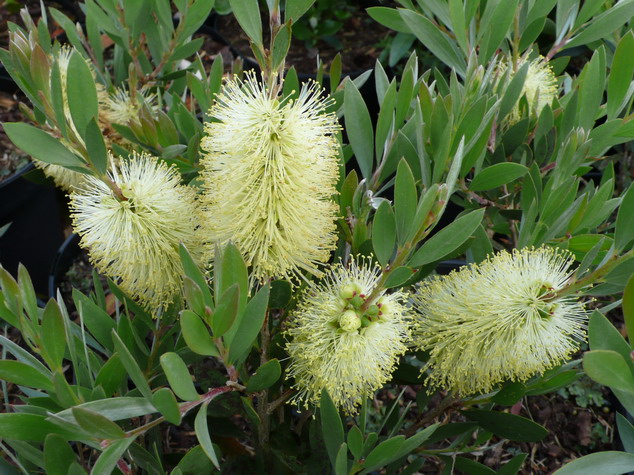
344;80;374;180
409;208;485;267
66;50;99;139
320;389;344;467
372;201;396;266
3;122;85;167
228;0;263;47
195;401;221;470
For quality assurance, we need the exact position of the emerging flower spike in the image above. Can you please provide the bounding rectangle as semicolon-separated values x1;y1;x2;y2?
500;56;558;125
200;73;340;283
412;247;587;397
285;258;410;414
100;86;159;126
70;152;203;311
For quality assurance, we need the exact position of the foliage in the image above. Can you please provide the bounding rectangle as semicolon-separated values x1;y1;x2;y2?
0;0;633;473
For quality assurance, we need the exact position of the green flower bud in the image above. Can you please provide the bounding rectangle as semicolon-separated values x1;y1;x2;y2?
339;310;361;332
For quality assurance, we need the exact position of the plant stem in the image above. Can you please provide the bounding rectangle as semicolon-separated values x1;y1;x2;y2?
256;311;272;449
125;386;234;439
552;248;634;300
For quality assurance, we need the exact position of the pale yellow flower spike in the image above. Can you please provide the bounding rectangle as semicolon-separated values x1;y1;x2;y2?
100;86;159;125
502;56;558;125
412;246;587;397
70;152;204;312
285;257;410;415
200;73;341;283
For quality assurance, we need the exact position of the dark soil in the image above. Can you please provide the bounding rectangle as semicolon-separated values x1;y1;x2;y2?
214;11;391;75
57;248;110;316
0;91;30;182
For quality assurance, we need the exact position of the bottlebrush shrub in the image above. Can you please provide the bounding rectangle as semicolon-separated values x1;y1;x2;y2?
0;1;634;474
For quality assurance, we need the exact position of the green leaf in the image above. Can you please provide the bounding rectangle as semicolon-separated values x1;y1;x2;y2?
608;32;634;119
17;264;37;321
160;352;200;401
335;442;348;475
470;163;528;192
464;410;548;442
409;208;485;267
0;360;54;392
588;310;633;368
184;277;206;318
577;50;605;131
152;388;182;425
347;426;363;460
0;414;79;441
194;401;221;470
269;280;292;308
94;354;127;397
41;299;66;371
498;61;530;120
555;451;634;474
384;266;415;288
366;7;410;33
615;184;634;251
285;0;316;22
111;331;152;400
181;310;219;357
179;244;213;309
44;434;77;475
246;359;281;392
617;412;634;454
455;457;496;475
393;423;438;460
227;284;270;365
344;80;374;180
228;0;262;46
625;275;634;345
320;389;344;468
75;291;115;351
497;453;528;475
175;445;215;474
448;0;468;54
55;397;158;422
399;9;466;76
271;24;290;71
584;350;634;393
71;407;125;440
480;0;518;62
66;51;99;139
394;159;417;245
372;201;396;266
492;381;526;406
91;437;136;475
84;117;108;174
215;243;248;343
2;123;84;167
212;283;240;338
362;436;405;472
564;0;634;50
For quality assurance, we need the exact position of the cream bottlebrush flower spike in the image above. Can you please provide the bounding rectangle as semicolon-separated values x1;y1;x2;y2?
285;257;410;414
70;152;203;311
100;86;159;126
412;246;587;397
500;55;558;125
200;73;340;283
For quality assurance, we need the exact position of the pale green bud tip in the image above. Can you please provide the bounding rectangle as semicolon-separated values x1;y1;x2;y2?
340;283;361;300
339;310;361;332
